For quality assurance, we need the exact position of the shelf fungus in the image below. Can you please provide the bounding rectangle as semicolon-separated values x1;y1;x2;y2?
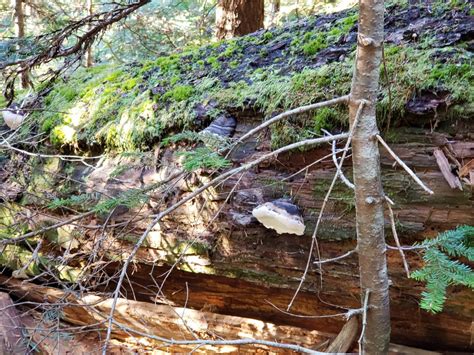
202;114;237;137
252;199;305;236
2;104;25;130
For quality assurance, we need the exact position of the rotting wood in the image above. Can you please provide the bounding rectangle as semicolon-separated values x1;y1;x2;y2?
433;148;462;190
0;277;446;354
0;292;27;354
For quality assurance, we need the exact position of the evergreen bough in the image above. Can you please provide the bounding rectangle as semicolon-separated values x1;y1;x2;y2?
411;225;474;313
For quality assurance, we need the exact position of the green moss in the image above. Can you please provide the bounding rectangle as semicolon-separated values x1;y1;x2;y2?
206;56;221;70
302;33;328;55
163;85;194;102
263;31;274;41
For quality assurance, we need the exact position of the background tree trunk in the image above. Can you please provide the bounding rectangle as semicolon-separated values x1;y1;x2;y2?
13;0;29;88
85;0;94;67
270;0;280;25
349;0;391;353
216;0;264;40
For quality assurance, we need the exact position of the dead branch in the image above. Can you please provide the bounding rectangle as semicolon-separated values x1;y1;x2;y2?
376;134;434;195
287;101;365;311
230;95;350;149
386;202;410;278
2;0;151;101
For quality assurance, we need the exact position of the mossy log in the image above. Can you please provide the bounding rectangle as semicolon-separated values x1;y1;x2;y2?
0;3;473;353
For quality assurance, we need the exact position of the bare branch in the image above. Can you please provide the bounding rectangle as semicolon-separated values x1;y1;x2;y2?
376;134;434;195
386;202;410;278
287;101;365;311
230;95;350;149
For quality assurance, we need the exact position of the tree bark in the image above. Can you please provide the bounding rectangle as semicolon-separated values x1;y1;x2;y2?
216;0;264;40
13;0;29;88
349;0;391;354
270;0;280;25
85;0;94;67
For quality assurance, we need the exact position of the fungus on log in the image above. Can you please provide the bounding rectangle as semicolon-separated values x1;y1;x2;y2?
202;114;237;137
1;104;25;130
252;199;306;235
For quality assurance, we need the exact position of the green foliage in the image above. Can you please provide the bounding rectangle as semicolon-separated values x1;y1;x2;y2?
302;33;328;56
163;85;194;102
93;188;150;215
48;194;95;210
411;226;474;313
178;147;231;171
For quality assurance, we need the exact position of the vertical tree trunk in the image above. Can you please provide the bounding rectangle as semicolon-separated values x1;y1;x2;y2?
85;0;94;67
14;0;29;88
216;0;264;40
349;0;390;354
270;0;280;25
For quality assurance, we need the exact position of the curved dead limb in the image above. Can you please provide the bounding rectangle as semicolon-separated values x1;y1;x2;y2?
376;134;434;195
286;101;366;312
110;319;326;355
321;128;355;190
313;249;357;265
227;95;350;155
103;132;350;354
2;0;151;101
386;202;410;277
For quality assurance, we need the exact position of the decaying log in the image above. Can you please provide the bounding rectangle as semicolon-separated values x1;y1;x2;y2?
433;148;462;189
0;292;27;354
0;277;444;354
0;125;472;352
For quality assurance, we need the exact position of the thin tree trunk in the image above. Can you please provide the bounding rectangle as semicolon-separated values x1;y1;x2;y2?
85;0;94;67
14;0;29;88
270;0;280;25
216;0;264;40
349;0;390;354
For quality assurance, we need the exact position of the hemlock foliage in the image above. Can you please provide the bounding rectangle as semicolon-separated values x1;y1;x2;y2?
411;225;474;313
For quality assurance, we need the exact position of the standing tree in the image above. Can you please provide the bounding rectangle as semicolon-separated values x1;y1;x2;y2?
216;0;264;40
349;0;390;353
270;0;280;25
13;0;29;88
85;0;94;67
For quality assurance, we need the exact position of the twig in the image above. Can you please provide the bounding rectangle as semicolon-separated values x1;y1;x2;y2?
265;300;360;319
229;95;350;154
386;202;410;277
286;101;366;311
1;138;102;161
382;44;393;135
321;129;354;190
0;211;95;246
313;249;357;265
376;134;434;195
109;319;326;355
358;289;370;354
102;132;350;354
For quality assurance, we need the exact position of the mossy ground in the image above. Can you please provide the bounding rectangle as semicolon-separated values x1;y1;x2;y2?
27;3;472;153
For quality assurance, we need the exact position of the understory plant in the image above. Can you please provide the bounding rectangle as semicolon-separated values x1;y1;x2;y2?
411;225;474;313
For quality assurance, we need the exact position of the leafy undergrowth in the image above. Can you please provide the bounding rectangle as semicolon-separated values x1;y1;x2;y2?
27;2;473;153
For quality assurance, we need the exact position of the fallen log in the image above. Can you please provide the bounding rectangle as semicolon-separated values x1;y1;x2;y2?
0;277;444;354
0;292;27;354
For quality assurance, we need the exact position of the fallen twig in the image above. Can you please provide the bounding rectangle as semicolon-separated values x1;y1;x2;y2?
286;101;365;311
386;202;410;277
229;95;350;152
376;134;434;195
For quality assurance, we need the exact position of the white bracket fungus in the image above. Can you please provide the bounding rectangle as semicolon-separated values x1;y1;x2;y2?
252;199;305;236
2;104;25;130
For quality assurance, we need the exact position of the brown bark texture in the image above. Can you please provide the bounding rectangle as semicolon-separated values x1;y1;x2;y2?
349;0;391;353
216;0;264;40
14;0;29;88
